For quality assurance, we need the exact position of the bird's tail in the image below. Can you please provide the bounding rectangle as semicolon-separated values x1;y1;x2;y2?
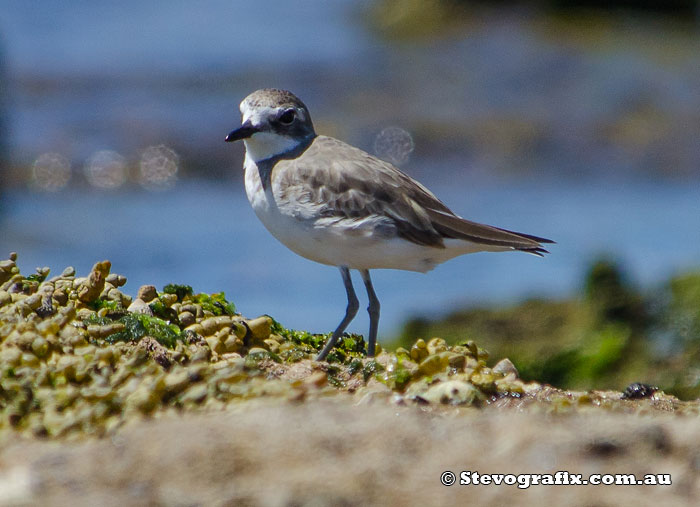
426;208;555;256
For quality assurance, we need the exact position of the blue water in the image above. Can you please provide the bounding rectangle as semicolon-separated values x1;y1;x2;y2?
1;0;367;74
2;2;699;341
4;1;699;180
2;178;698;338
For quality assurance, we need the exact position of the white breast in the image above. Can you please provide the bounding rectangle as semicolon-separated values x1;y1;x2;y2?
244;155;310;244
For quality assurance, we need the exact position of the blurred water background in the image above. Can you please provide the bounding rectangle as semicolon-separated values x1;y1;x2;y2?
1;0;699;338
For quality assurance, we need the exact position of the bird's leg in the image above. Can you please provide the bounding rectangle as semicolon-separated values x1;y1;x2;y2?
361;270;380;357
316;266;359;361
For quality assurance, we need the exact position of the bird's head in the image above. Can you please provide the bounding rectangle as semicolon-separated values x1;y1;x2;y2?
225;88;315;162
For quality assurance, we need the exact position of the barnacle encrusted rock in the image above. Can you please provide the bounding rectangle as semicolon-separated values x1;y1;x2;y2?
0;253;695;440
421;380;483;405
77;261;111;303
137;285;158;303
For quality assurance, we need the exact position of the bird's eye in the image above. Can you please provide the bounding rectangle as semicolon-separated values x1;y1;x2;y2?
278;109;296;125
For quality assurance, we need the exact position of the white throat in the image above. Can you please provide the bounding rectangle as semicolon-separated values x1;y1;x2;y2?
243;132;303;163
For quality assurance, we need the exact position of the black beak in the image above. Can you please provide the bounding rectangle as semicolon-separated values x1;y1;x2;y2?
225;122;258;143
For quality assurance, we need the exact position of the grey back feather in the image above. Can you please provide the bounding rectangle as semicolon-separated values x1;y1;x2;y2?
271;136;553;253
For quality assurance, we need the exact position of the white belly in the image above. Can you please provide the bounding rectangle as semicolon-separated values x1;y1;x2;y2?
243;158;492;272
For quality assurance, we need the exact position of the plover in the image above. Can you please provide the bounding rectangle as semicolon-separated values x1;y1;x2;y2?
226;89;553;361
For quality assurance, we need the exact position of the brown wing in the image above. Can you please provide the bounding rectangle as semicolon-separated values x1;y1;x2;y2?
274;136;553;254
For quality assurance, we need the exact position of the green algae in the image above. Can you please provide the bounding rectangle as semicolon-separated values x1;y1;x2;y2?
162;283;194;301
347;358;364;376
268;316;368;364
82;307;180;348
106;313;181;348
244;348;281;370
193;292;236;316
325;364;346;387
384;360;413;391
270;318;326;351
25;272;48;284
147;299;177;322
362;360;385;382
90;298;123;313
83;314;112;327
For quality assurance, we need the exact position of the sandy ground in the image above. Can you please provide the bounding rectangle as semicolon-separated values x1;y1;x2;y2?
0;397;698;507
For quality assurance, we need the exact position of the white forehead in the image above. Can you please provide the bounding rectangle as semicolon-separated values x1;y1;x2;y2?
239;100;308;126
239;102;281;126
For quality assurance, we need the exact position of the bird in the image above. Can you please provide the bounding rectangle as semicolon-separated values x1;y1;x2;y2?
225;88;553;361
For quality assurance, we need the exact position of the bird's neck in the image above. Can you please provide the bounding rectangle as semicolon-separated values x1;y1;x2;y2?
243;132;309;163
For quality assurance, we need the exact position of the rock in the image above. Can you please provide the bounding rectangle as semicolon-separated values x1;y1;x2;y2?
205;335;224;355
105;274;127;287
246;316;272;341
52;289;68;306
264;338;280;354
137;336;172;370
159;293;177;306
223;335;242;353
87;323;125;339
303;371;327;388
0;259;16;272
164;368;191;395
127;298;153;316
31;337;49;358
178;311;195;327
410;338;429;363
621;382;658;400
184;323;205;336
24;294;42;310
213;316;233;328
395;347;410;357
77;261;111;303
125;387;159;414
421;380;483;405
417;352;450;377
137;285;158;303
200;317;219;336
179;384;208;404
180;304;197;314
447;353;466;370
354;382;393;405
493;358;519;377
427;337;447;355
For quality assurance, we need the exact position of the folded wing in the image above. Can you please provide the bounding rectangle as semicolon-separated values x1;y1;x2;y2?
278;136;554;254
